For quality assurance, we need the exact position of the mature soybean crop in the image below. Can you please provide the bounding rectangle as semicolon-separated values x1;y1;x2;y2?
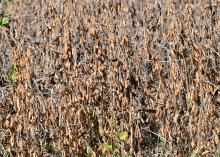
0;0;220;156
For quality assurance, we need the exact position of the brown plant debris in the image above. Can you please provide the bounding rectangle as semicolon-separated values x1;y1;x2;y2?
0;0;220;156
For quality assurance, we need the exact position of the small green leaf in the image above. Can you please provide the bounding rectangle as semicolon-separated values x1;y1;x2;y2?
87;146;95;157
0;17;9;26
118;131;128;141
7;65;17;84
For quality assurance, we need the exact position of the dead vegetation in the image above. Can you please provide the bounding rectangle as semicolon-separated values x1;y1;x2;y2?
0;0;220;156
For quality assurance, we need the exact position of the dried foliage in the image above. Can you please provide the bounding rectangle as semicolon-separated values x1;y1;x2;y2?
0;0;220;156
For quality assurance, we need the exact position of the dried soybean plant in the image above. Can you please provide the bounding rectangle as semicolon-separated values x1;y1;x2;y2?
0;0;220;156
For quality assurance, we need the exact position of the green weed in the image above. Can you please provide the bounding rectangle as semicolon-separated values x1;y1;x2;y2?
117;131;128;141
0;143;8;157
85;129;129;157
0;11;11;26
7;65;17;84
190;146;202;157
85;141;95;157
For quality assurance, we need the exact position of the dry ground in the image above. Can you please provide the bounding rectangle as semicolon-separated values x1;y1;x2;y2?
0;0;220;156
